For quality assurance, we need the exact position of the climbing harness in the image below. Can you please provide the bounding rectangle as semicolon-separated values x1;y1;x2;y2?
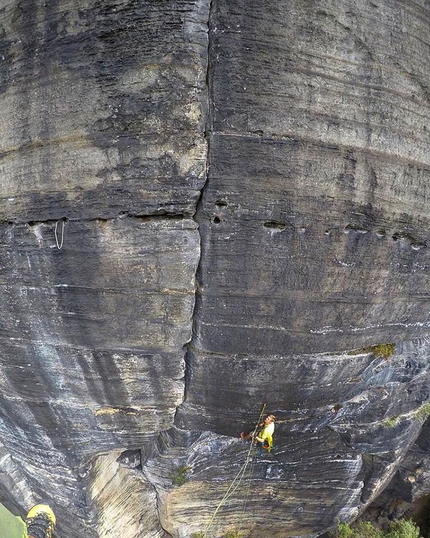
54;219;66;250
201;403;267;538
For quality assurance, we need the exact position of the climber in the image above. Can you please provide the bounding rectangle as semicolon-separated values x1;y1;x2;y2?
240;414;276;453
0;502;55;538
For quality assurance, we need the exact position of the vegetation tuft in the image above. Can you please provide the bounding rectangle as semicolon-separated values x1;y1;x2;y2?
348;343;396;360
170;465;191;486
383;416;399;428
331;519;420;538
414;402;430;423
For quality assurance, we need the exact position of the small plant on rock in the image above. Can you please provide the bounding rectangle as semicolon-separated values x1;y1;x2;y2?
385;520;420;538
333;521;382;538
170;465;191;486
348;343;396;360
415;402;430;423
383;416;399;428
224;530;247;538
331;519;420;538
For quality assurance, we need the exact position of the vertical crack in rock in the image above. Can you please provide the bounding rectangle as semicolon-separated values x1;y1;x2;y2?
144;1;214;534
180;0;215;410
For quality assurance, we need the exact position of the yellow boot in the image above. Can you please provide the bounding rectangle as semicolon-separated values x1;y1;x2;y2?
26;504;56;538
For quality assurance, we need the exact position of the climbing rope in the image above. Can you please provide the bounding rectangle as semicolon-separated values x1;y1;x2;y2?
240;433;258;520
202;403;267;538
54;220;66;250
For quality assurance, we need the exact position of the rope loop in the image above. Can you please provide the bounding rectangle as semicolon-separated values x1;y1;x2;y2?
54;220;66;250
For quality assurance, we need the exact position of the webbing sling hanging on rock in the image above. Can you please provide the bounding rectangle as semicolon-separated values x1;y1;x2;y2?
54;219;66;250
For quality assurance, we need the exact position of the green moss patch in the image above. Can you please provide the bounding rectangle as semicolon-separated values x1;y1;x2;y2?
348;343;396;360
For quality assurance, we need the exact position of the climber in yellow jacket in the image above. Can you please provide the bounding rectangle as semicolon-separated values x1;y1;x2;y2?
240;414;276;452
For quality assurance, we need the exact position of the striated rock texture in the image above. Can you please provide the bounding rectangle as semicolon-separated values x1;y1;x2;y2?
0;0;429;537
0;0;206;535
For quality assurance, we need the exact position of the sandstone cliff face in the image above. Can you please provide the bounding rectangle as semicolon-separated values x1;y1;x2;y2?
0;0;429;537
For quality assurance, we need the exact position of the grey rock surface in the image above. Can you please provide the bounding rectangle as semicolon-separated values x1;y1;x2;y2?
0;0;429;537
0;0;208;221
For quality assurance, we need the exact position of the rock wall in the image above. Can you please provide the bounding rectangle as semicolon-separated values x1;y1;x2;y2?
0;0;207;535
0;0;429;537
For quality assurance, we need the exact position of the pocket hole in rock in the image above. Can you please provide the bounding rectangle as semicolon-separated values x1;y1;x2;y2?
264;220;286;231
